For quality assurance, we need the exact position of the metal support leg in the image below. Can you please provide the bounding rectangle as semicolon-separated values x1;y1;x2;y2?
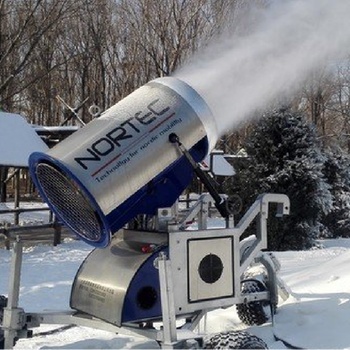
3;239;26;349
157;252;177;348
257;252;280;325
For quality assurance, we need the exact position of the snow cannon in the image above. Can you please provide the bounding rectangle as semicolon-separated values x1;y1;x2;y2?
28;77;218;248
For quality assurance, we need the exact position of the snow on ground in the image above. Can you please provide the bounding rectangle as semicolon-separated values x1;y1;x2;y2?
1;219;350;348
273;240;350;349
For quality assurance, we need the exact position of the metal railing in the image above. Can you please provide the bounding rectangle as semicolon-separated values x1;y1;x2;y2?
0;205;74;249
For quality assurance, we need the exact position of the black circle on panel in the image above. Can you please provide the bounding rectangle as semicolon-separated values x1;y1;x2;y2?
198;254;224;284
137;286;158;310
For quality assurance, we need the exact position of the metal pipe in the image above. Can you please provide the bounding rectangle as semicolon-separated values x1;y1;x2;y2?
169;133;232;219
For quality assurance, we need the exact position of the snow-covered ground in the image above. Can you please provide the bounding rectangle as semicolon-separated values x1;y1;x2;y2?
1;234;350;349
1;203;350;349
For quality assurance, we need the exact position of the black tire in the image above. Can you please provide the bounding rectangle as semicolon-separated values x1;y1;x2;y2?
236;280;269;326
0;295;7;349
205;331;268;349
0;334;3;349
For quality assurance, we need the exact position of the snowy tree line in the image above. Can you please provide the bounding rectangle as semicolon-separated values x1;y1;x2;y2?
2;0;350;248
1;0;350;147
2;0;349;148
0;0;244;124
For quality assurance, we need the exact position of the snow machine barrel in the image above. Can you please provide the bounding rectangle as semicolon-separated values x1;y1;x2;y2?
29;77;218;247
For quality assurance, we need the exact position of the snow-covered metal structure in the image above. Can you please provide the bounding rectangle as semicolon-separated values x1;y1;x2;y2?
0;112;48;167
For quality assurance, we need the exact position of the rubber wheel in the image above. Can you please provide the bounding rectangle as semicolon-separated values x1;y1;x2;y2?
0;295;7;349
205;331;268;349
236;280;269;326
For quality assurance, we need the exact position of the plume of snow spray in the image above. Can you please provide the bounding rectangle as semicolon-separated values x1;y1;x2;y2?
176;0;350;137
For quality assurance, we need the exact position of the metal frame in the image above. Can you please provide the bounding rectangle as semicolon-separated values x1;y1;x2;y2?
1;193;290;349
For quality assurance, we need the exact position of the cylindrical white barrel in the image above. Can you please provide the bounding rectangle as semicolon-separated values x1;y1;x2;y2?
29;77;218;247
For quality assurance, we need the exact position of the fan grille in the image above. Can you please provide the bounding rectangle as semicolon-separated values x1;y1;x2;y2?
35;163;102;242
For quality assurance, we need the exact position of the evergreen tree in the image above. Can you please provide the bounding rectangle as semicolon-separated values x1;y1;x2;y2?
322;147;350;238
233;109;333;250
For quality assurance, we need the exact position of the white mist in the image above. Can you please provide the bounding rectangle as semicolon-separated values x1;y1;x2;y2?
176;0;350;137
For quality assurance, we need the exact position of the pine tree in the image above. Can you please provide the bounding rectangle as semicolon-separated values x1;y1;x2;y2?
322;147;350;238
234;109;333;250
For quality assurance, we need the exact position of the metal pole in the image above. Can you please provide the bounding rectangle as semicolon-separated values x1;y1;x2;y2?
157;252;177;348
53;217;61;246
168;133;232;219
3;238;24;349
14;171;20;226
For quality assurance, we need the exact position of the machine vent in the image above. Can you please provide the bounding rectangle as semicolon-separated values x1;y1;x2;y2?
137;286;158;310
35;163;102;242
198;254;224;284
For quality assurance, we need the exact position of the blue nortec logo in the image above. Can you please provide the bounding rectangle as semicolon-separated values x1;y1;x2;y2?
74;99;170;171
